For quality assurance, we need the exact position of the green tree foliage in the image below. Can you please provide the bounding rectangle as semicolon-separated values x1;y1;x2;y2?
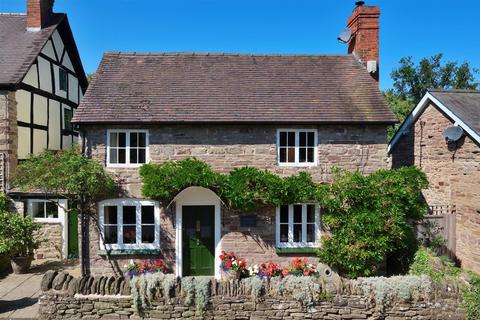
386;54;478;140
317;167;429;278
13;147;116;274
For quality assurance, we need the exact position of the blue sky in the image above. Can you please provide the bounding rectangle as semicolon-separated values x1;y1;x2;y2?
1;0;478;90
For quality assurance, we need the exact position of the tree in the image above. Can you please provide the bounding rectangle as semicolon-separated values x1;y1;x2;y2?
386;54;478;139
13;147;117;275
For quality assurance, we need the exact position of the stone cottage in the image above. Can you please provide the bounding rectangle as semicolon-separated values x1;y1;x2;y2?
73;3;397;277
389;89;480;273
0;0;87;259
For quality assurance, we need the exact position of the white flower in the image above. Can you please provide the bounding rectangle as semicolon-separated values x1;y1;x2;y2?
123;264;128;269
129;259;134;265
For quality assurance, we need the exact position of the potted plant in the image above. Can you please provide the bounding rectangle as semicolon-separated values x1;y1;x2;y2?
219;251;246;280
0;211;42;274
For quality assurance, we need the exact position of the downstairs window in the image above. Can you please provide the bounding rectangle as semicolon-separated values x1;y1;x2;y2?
276;204;320;248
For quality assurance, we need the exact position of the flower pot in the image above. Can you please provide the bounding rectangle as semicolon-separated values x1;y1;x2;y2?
221;269;240;281
10;255;33;274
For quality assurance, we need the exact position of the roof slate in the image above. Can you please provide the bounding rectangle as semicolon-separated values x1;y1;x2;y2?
0;13;63;86
429;89;480;137
73;52;397;124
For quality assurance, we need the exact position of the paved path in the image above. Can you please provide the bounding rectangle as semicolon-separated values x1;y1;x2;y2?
0;260;79;319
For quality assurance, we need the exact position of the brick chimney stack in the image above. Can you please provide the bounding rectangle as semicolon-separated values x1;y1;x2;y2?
27;0;55;31
346;1;380;82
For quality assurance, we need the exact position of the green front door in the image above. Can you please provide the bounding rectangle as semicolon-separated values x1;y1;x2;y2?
182;205;215;276
67;210;79;259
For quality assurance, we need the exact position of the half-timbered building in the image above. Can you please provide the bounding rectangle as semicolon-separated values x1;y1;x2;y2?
0;0;87;259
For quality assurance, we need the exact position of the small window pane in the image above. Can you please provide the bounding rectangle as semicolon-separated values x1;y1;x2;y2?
280;205;289;222
299;148;306;162
118;133;126;148
299;132;306;147
45;202;58;218
280;224;289;242
123;226;136;244
287;148;295;162
141;206;154;224
104;226;117;244
64;108;73;130
138;149;146;163
307;148;314;163
307;205;315;222
142;226;155;243
130;132;138;148
287;132;295;147
123;206;136;224
307;132;315;147
279;148;286;163
130;149;138;164
104;206;117;224
118;149;126;163
293;224;302;242
279;132;287;146
306;224;315;242
32;202;45;218
293;205;302;223
139;133;146;147
110;149;118;164
110;133;118;147
59;68;68;91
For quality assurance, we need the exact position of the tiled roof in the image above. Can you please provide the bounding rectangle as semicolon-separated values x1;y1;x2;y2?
429;89;480;137
0;13;63;86
73;52;397;124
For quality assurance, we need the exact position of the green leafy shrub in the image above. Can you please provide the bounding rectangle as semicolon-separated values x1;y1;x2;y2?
463;274;480;320
318;166;428;278
409;246;460;282
0;211;42;257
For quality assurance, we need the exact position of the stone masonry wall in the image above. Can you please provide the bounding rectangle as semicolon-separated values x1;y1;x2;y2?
84;123;389;275
39;271;466;320
391;103;480;273
0;91;18;190
35;223;63;259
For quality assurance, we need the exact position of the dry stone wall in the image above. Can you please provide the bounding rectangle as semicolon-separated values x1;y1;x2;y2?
39;271;466;320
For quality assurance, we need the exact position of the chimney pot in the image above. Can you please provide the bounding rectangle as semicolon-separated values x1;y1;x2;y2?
27;0;55;31
355;1;365;6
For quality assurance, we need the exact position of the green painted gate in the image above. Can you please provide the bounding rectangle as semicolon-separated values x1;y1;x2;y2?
67;210;79;259
182;205;215;276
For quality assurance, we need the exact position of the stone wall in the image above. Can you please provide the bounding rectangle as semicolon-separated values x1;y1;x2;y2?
84;124;389;197
84;123;388;274
391;102;480;273
39;271;466;320
35;222;64;259
0;91;18;190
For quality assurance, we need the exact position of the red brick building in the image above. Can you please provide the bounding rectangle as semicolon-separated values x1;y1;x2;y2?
389;89;480;273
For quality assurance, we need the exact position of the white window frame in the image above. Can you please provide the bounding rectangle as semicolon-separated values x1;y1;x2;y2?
106;129;149;168
98;199;160;251
275;204;321;248
276;129;318;167
27;199;66;224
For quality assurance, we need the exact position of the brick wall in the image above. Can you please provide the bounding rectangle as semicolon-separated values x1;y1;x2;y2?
0;91;18;190
84;123;389;275
392;102;480;273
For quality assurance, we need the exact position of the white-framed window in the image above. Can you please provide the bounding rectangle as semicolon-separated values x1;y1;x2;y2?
106;129;149;167
27;199;67;223
98;199;160;250
277;129;318;166
275;204;320;248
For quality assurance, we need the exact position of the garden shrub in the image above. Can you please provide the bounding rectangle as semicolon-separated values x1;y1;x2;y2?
463;273;480;320
180;276;211;311
408;246;461;282
318;166;428;278
130;272;177;313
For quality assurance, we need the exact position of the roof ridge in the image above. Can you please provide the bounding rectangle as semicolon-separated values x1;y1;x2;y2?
103;51;352;58
429;88;480;94
0;13;26;16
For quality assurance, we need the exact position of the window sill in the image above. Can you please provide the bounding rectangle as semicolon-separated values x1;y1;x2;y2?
106;164;145;169
277;163;317;167
275;247;318;255
98;249;161;256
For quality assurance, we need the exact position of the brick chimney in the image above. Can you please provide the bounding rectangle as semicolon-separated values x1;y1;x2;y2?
346;1;380;82
27;0;55;31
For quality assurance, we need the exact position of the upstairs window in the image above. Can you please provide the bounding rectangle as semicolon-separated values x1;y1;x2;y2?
276;204;320;248
277;129;317;166
99;199;159;250
59;68;68;92
63;107;73;130
107;130;148;167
